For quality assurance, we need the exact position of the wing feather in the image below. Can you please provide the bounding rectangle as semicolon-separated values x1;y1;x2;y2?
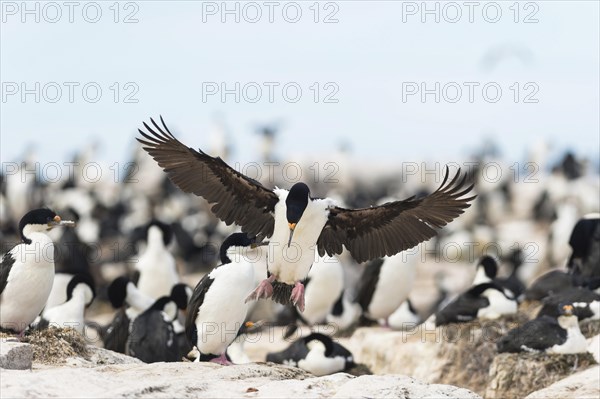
317;166;476;263
137;116;278;239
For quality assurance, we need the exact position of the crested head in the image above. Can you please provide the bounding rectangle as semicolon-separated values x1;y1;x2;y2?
18;208;76;244
286;183;310;224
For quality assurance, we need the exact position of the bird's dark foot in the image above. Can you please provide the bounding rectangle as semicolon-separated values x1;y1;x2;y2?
210;352;233;366
245;275;276;303
290;281;305;312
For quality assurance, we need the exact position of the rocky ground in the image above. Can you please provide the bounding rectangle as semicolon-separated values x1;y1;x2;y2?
2;320;599;398
1;340;480;399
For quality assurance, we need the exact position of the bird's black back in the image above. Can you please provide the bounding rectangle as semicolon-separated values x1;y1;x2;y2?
128;309;178;363
497;315;566;353
524;270;574;301
103;308;131;354
435;283;496;326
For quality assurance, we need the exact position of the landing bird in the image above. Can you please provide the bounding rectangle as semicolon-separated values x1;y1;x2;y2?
137;117;476;311
0;209;75;334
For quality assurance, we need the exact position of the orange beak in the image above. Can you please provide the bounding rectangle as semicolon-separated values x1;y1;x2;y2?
287;223;296;247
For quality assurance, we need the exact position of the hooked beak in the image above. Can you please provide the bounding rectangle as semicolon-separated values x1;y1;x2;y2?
287;223;296;247
47;215;76;229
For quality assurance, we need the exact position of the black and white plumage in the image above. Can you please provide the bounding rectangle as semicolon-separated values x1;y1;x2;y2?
0;209;75;333
473;255;523;300
185;233;257;365
435;282;517;326
169;282;194;358
497;304;588;354
266;333;355;376
567;214;600;278
127;296;179;363
38;274;95;334
472;255;499;286
356;253;418;323
133;220;179;300
537;287;600;321
103;276;155;353
496;249;526;300
137;117;476;311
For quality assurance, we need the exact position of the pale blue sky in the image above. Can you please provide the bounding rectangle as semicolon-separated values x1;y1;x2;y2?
1;1;599;169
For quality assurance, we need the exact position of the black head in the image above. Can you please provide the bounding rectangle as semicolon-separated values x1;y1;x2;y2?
569;217;600;257
558;302;575;317
170;283;192;310
66;273;96;307
18;208;58;244
478;256;498;279
107;276;130;308
286;183;310;225
145;219;173;246
219;232;257;264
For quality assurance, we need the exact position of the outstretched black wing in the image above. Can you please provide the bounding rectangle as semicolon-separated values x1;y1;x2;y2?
317;167;476;263
137;117;279;240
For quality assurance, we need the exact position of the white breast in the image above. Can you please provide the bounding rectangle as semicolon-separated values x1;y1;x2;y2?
302;256;344;325
0;233;55;332
268;190;333;284
41;287;88;334
548;326;588;354
477;289;517;320
135;229;179;300
194;261;254;356
297;344;346;376
367;253;417;320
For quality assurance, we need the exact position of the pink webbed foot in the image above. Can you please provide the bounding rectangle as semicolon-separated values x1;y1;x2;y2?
291;281;305;312
210;352;233;366
245;275;276;303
